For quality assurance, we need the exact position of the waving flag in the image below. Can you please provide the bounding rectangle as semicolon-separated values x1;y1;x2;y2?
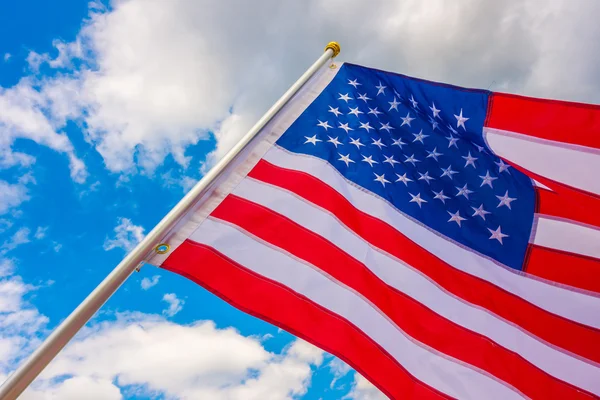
148;62;600;399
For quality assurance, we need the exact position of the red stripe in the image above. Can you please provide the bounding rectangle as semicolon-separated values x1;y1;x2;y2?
211;194;591;399
487;92;600;149
162;240;448;400
248;159;600;365
536;186;600;229
527;245;600;294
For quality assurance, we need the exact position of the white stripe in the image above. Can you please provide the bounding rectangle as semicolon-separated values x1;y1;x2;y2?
233;177;600;395
484;127;600;195
263;146;600;329
190;218;524;400
534;215;600;260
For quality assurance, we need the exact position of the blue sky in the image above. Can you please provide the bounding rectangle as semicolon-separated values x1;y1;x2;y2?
1;0;598;398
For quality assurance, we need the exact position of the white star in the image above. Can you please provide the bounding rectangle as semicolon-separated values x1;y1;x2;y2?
462;152;478;168
357;93;372;102
426;147;443;161
474;143;486;153
376;81;387;96
374;172;390;187
447;210;467;227
479;171;498;188
304;135;322;145
471;204;491;220
371;138;387;149
396;173;413;186
383;154;400;167
409;94;419;109
430;102;441;119
418;171;435;184
488;225;509;244
454;108;469;130
327;136;343;148
447;124;458;134
404;154;420;166
433;189;450;204
338;153;355;167
400;112;415;127
393;88;402;99
348;107;364;117
412;129;429;144
349;137;365;149
328;106;342;117
359;121;374;132
338;122;353;133
362;155;379;167
392;138;406;148
440;165;458;180
409;192;428;208
496;191;517;209
338;93;353;103
348;79;361;88
388;97;401;112
428;116;439;131
368;107;383;118
496;159;511;173
455;183;474;199
317;120;333;130
379;122;394;132
446;133;459;148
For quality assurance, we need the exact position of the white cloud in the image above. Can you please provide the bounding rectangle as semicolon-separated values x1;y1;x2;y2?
0;257;49;373
328;357;352;389
0;76;87;182
3;53;10;62
140;275;160;290
52;242;62;253
0;181;29;215
1;227;31;254
162;293;184;317
11;314;323;400
3;0;600;179
103;217;145;252
34;226;48;240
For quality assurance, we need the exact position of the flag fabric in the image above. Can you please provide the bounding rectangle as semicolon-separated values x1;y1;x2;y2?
147;61;600;399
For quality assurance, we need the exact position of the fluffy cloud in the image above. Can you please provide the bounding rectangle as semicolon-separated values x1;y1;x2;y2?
0;258;49;373
103;217;145;252
0;77;87;182
13;314;323;400
162;293;184;317
4;0;598;179
140;274;160;290
0;181;29;215
1;227;31;254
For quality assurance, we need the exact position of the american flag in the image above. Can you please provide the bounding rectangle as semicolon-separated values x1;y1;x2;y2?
148;62;600;399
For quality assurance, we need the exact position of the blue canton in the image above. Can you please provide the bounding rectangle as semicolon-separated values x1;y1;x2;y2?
276;63;535;270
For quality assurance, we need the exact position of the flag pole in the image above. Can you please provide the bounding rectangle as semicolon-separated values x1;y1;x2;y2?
0;41;341;400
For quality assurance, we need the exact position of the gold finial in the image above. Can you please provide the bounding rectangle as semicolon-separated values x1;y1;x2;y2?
325;42;341;58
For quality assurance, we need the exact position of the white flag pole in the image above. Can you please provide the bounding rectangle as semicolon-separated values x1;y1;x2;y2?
0;42;341;400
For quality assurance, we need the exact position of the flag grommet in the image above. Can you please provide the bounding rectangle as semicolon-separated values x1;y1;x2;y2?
154;243;170;254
